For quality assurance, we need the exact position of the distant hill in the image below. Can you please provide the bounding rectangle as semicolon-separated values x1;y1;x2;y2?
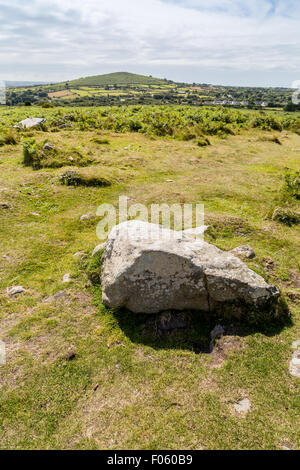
64;72;172;87
5;81;49;88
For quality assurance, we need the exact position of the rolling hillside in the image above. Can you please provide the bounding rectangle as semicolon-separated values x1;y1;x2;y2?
63;72;171;87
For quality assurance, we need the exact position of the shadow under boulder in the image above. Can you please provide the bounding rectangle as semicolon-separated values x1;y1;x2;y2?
112;307;290;354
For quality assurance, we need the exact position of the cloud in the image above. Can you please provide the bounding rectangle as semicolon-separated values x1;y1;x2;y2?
0;0;299;85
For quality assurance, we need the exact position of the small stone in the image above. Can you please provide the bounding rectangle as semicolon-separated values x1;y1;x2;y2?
230;245;255;260
80;213;93;221
92;243;106;257
31;212;41;217
7;286;25;296
234;398;251;414
210;325;225;352
2;255;9;260
289;350;300;378
0;203;11;209
65;349;76;361
69;156;74;162
166;179;174;183
62;273;71;283
292;340;300;350
44;290;66;302
157;311;190;332
43;143;53;151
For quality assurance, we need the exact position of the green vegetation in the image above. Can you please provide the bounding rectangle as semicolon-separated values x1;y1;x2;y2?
0;129;19;146
0;104;299;450
2;105;300;141
22;137;94;169
60;170;111;187
285;170;300;200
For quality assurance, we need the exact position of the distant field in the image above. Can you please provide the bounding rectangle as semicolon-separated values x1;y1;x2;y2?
48;90;77;99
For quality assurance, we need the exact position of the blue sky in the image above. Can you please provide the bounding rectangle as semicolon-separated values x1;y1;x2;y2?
0;0;300;86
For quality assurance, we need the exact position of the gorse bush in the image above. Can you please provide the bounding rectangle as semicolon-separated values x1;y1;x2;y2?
22;138;38;166
0;129;19;146
60;170;111;187
250;115;283;131
91;137;110;145
196;136;211;147
284;170;300;199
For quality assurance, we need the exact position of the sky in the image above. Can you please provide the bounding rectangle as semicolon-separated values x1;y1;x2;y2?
1;0;300;87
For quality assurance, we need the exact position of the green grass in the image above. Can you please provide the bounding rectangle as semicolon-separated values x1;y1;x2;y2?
0;105;299;450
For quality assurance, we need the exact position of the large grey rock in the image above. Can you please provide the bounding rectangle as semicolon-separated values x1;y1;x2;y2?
14;117;46;129
101;221;280;316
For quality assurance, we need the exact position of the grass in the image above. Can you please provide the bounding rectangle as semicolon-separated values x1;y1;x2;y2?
0;105;299;450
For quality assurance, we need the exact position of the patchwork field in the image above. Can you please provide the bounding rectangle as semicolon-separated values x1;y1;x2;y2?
48;90;77;99
0;105;299;450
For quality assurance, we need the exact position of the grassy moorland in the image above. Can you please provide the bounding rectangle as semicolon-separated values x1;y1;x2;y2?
0;105;299;450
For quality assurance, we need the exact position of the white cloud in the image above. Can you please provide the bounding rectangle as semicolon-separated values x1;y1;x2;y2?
0;0;299;85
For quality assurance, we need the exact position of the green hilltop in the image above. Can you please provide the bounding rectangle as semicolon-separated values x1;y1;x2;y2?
64;71;171;87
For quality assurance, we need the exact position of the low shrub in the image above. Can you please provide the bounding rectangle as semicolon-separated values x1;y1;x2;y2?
22;139;94;169
91;137;110;145
0;130;19;146
196;136;211;147
60;170;111;187
284;170;300;199
22;138;38;166
175;130;196;141
272;207;300;226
